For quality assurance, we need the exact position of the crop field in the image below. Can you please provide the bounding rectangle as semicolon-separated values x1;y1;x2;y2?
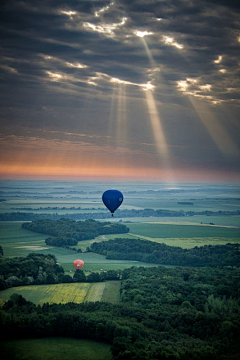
124;222;240;248
84;282;106;302
0;283;89;305
0;338;112;360
116;215;240;227
101;281;121;303
129;233;240;249
128;222;240;239
0;281;121;306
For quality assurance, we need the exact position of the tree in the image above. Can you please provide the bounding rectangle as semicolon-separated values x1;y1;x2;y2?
87;272;101;282
73;270;86;282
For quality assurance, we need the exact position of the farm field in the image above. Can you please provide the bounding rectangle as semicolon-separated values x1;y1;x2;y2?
119;215;240;227
0;338;112;360
0;281;120;306
0;221;46;243
1;220;240;269
128;222;240;238
0;221;54;257
0;221;158;271
129;233;240;249
125;222;240;249
101;280;121;303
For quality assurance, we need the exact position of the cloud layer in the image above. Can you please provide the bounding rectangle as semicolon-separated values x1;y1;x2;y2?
0;0;240;181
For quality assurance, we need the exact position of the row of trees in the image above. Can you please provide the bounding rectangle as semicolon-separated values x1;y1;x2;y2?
45;237;78;247
90;238;240;267
71;269;120;283
1;265;240;359
1;208;239;221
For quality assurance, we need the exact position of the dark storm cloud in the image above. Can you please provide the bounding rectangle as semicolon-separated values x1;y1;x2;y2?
1;0;239;103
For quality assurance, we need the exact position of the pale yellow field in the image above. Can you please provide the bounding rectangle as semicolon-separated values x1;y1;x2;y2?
0;282;121;305
0;283;90;305
40;283;91;304
85;283;106;302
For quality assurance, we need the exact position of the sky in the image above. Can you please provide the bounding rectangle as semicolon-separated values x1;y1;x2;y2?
0;0;240;183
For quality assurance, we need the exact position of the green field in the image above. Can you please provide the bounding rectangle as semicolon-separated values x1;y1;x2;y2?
0;338;112;360
0;281;120;306
0;222;158;271
0;221;50;257
128;222;240;238
119;215;240;227
1;220;240;267
125;222;240;248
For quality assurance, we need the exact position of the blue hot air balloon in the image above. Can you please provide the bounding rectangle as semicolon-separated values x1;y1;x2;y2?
102;190;124;216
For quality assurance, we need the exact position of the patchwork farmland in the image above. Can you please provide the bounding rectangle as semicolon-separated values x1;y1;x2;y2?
0;281;121;306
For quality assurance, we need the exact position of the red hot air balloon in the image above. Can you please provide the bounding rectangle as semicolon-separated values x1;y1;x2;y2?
73;259;84;270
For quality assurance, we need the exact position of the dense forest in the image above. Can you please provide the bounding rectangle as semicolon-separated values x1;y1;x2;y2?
22;219;129;246
1;208;239;221
1;266;240;360
90;238;240;267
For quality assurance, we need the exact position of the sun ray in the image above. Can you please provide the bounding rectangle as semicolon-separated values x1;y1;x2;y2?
134;32;174;181
108;82;118;138
107;81;128;173
144;89;174;181
140;37;156;67
116;83;127;147
188;96;240;157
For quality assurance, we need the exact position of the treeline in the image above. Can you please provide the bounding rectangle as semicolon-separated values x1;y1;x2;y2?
0;253;120;290
90;238;240;267
22;219;129;246
10;206;101;210
45;237;78;247
0;253;64;289
1;208;240;221
1;266;240;359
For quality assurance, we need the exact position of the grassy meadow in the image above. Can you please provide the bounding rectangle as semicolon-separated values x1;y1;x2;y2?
0;338;112;360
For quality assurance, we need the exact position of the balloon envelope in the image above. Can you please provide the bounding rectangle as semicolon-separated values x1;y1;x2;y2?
73;259;84;270
102;190;124;214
